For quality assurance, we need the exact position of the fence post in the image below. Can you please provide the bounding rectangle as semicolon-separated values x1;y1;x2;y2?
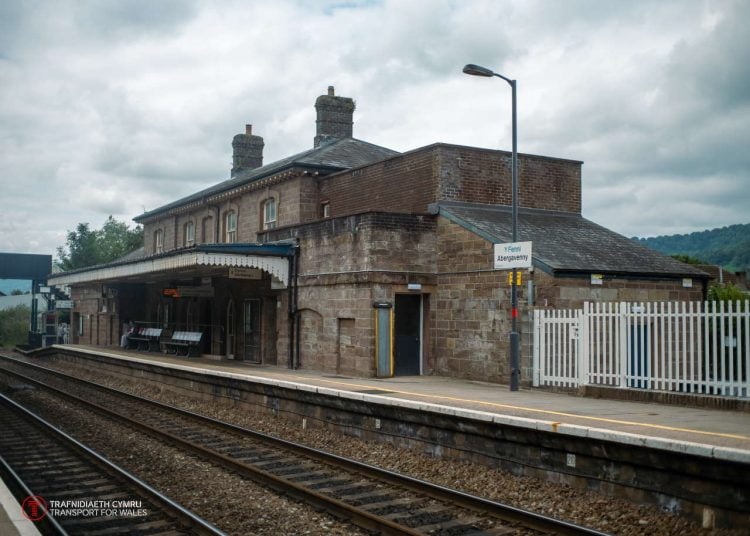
578;302;589;386
618;302;628;388
532;309;541;387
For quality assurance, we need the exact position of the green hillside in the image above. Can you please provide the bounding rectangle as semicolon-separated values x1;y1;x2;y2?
632;223;750;273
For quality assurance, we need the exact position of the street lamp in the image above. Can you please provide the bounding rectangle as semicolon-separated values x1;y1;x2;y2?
463;63;520;392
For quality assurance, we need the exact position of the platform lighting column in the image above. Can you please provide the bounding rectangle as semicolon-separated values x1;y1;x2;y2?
462;63;520;391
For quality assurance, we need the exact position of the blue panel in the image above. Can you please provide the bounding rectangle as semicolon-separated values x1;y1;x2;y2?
376;308;391;377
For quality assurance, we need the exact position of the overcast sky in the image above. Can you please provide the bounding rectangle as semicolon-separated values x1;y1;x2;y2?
1;0;748;257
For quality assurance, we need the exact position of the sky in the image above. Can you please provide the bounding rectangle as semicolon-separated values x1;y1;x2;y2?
0;0;748;258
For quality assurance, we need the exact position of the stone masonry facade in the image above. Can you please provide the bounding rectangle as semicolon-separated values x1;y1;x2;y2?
62;88;707;385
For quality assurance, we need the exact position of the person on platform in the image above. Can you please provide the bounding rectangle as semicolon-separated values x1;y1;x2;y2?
120;320;135;348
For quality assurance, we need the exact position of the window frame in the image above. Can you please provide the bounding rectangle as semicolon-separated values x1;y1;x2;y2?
154;229;164;254
225;211;237;243
184;221;195;247
262;198;277;230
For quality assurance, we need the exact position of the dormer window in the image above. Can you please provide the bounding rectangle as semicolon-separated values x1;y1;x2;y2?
225;211;237;243
154;229;163;254
184;221;195;247
263;198;277;230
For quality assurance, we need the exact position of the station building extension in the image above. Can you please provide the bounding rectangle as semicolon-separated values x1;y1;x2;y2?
48;87;708;385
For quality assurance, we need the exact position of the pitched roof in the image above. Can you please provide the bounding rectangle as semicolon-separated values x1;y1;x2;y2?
135;137;398;222
437;201;709;278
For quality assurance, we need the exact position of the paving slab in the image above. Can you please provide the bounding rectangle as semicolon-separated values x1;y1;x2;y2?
27;346;750;453
0;477;41;536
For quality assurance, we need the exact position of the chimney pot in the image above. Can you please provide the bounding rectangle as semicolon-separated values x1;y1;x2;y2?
314;86;355;147
231;124;264;177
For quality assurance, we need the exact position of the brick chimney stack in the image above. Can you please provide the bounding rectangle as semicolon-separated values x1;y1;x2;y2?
231;124;264;177
314;86;355;148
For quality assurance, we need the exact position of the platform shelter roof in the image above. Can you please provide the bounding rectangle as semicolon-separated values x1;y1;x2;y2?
47;244;294;287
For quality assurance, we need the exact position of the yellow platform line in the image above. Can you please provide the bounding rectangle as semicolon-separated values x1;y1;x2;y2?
284;375;750;442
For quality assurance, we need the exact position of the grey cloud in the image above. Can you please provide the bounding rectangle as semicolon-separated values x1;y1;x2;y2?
666;0;750;110
1;0;748;254
0;0;199;58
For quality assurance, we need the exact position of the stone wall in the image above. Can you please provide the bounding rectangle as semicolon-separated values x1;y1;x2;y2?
533;270;705;309
142;172;312;252
319;143;582;220
69;284;120;347
435;145;582;214
434;218;521;382
319;148;437;219
263;212;437;376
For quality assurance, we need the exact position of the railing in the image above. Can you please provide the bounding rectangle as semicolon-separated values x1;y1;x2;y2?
533;300;750;397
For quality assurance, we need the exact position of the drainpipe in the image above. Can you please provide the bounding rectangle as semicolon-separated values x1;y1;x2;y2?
287;250;295;369
293;242;301;369
215;206;221;243
286;243;300;369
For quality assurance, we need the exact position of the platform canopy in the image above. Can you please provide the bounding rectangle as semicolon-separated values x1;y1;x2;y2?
47;244;293;287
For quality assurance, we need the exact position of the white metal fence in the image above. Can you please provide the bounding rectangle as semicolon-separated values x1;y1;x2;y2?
533;300;750;397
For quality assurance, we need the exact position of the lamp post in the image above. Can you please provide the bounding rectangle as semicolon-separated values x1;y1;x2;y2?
463;63;520;391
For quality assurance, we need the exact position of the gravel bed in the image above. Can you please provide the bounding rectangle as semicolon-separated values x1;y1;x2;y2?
0;372;366;536
8;356;747;535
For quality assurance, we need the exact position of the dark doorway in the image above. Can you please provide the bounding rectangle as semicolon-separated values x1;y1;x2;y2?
243;299;261;363
394;294;421;376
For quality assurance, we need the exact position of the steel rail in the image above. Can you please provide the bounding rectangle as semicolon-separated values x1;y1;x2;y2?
0;454;69;535
0;354;610;535
0;392;226;536
0;361;422;536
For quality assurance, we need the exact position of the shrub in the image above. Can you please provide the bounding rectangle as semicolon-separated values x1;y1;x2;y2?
0;305;31;348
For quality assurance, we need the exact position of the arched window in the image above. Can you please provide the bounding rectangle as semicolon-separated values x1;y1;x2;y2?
184;221;195;247
154;229;163;254
262;198;277;230
225;211;237;243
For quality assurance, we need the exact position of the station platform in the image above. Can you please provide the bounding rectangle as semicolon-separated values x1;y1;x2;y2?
38;345;750;458
0;477;40;536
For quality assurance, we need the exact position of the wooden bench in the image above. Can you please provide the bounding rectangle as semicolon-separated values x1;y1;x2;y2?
163;331;203;356
128;327;163;352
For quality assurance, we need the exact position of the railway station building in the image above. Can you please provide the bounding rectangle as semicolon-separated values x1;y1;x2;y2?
48;87;709;384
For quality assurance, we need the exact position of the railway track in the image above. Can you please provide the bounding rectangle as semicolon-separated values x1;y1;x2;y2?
0;354;610;536
0;389;225;536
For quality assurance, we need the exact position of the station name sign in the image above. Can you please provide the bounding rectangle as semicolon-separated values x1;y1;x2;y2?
163;285;215;298
228;267;263;280
493;241;532;270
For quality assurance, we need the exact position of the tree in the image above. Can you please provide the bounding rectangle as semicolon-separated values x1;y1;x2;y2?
707;283;747;301
670;254;706;265
0;305;30;348
56;216;143;271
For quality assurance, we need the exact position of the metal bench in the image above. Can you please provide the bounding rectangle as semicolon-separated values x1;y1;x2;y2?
163;331;203;356
128;327;163;351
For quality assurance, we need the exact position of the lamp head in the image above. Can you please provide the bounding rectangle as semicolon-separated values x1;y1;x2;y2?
463;64;494;77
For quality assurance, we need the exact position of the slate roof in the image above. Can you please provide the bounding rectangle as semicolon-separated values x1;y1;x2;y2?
135;137;399;222
438;201;709;278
